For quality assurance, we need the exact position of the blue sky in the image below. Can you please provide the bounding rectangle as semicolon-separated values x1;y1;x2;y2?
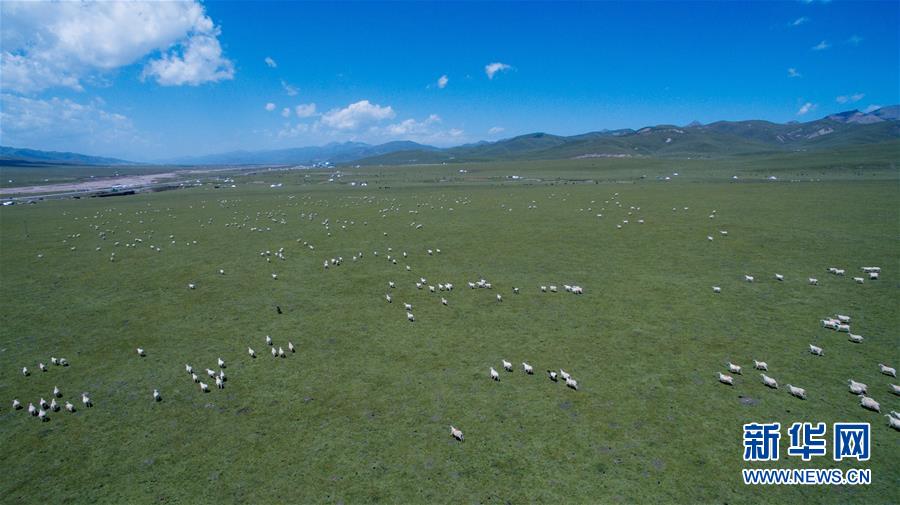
1;1;897;161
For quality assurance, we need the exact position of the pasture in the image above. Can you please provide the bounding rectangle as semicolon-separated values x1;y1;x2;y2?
1;153;898;504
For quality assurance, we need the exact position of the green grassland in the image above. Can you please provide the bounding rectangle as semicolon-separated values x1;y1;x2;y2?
0;151;898;504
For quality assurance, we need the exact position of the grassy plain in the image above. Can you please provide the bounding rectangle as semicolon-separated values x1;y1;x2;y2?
0;152;898;504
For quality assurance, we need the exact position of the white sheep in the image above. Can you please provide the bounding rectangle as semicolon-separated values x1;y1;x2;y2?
869;272;879;280
185;364;193;374
288;342;295;353
809;344;824;356
188;283;196;289
496;294;502;302
540;285;547;292
450;425;464;441
39;398;49;409
549;285;558;293
248;347;256;358
761;374;778;389
271;347;277;357
887;415;900;431
50;399;59;411
38;409;48;422
388;281;395;289
853;277;864;284
707;235;714;241
278;347;286;357
206;368;216;377
891;384;900;396
848;379;867;395
192;372;199;382
441;297;448;306
153;389;161;401
137;348;145;357
404;303;413;311
81;393;92;407
51;357;58;366
786;384;807;400
216;376;224;389
547;370;558;381
12;399;21;410
218;358;225;368
39;363;47;372
744;275;754;282
28;403;37;416
808;278;818;285
65;402;75;413
859;395;880;412
53;386;61;398
490;367;500;381
200;382;210;392
836;315;850;323
58;358;68;366
266;335;273;346
775;274;784;281
385;293;392;303
727;362;742;375
219;370;226;382
848;333;864;344
878;363;896;377
565;377;578;390
513;287;519;294
429;285;436;293
502;360;513;372
522;363;534;374
718;372;734;385
753;360;768;371
560;369;571;381
712;286;721;293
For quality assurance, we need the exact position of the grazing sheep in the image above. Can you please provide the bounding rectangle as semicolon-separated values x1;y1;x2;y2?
271;347;277;357
278;347;286;357
53;386;61;398
271;273;278;280
12;399;21;410
837;324;850;333
848;333;864;344
206;368;216;378
502;360;513;372
38;409;48;422
879;364;897;377
266;335;273;346
50;399;59;411
58;358;68;367
760;374;778;389
288;342;295;353
429;285;436;293
744;275;754;282
185;364;193;374
712;286;721;293
786;384;807;400
218;358;225;368
192;373;199;382
848;379;867;395
450;425;464;441
216;376;224;389
188;283;196;289
248;347;256;358
39;398;49;409
522;363;534;374
753;360;768;371
547;370;558;381
407;312;415;322
887;415;900;431
153;389;161;401
892;410;900;420
890;384;900;396
513;287;519;294
39;363;47;372
540;285;547;292
496;294;502;302
869;272;879;280
200;382;210;392
137;348;145;357
549;285;558;293
808;278;818;285
404;303;412;311
565;377;578;390
490;367;500;381
388;281;395;289
775;274;784;281
441;297;448;306
81;393;92;407
718;372;734;385
219;370;226;382
836;315;850;323
385;293;392;303
859;395;880;412
809;344;824;356
707;235;714;241
51;357;58;366
727;362;742;375
28;403;37;416
65;402;75;413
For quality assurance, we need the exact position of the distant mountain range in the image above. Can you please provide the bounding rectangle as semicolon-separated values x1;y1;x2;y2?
2;106;897;167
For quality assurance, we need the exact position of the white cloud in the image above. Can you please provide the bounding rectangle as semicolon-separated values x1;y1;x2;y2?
277;122;311;139
791;16;809;26
488;126;505;135
0;0;233;93
485;62;512;80
281;80;299;96
383;114;441;136
863;104;881;113
811;40;830;51
797;102;817;115
787;68;802;78
294;103;317;118
265;56;277;68
142;32;234;86
0;93;139;155
437;75;448;89
265;102;276;112
836;93;865;104
846;35;863;46
281;107;291;118
320;100;395;130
